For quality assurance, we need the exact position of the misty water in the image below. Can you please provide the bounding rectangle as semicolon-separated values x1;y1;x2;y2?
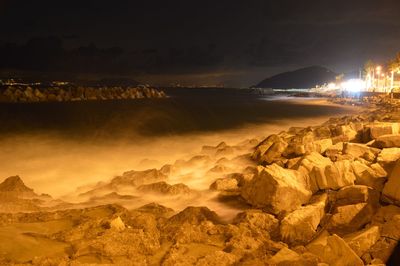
0;88;360;218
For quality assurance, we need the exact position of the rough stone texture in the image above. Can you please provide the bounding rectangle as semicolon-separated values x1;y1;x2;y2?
241;164;312;215
280;193;327;245
382;159;400;206
294;152;333;193
233;209;279;238
365;123;400;140
307;233;364;266
327;203;375;235
334;125;359;142
137;181;193;195
313;139;333;154
209;177;239;191
260;139;288;165
335;185;380;207
343;226;380;256
314;160;356;190
373;134;400;148
351;161;387;191
377;148;400;168
343;143;380;161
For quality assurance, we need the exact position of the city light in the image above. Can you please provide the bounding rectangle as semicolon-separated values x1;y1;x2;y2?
341;79;366;92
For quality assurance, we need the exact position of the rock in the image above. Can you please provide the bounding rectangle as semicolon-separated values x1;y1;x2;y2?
110;168;168;187
233;209;279;237
0;175;37;198
137;181;193;195
351;161;387;191
210;177;239;191
241;164;312;216
307;233;364;266
314;139;333;154
327;203;375;235
314;160;356;190
365;123;399;140
376;148;400;173
334;125;359;142
110;216;126;231
293;152;333;193
336;185;380;207
373;134;400;148
280;193;327;245
343;226;380;256
382;159;400;206
343;143;380;161
284;131;315;157
260;139;288;165
368;238;398;264
252;135;281;160
195;251;238;266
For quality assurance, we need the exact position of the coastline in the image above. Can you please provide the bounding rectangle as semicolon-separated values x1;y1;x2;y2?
0;95;399;265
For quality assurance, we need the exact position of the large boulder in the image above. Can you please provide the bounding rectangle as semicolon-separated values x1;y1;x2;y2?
373;134;400;148
327;203;376;235
351;161;387;191
343;143;380;161
280;193;327;245
136;181;193;195
293;152;333;193
307;233;364;266
233;209;279;238
209;177;239;191
314;160;356;190
335;185;380;207
382;159;400;206
364;123;399;140
376;148;400;173
241;164;312;216
343;226;380;257
334;125;359;143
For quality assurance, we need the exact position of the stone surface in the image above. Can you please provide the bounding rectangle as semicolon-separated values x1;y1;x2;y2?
209;177;239;191
233;209;279;238
373;134;400;148
280;193;327;245
351;161;387;191
137;181;193;195
327;203;375;235
241;164;312;215
314;160;356;190
365;123;400;140
382;159;400;206
343;226;380;256
335;185;380;207
307;233;364;266
343;143;380;161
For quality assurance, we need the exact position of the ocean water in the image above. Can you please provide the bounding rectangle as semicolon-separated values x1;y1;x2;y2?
0;88;360;198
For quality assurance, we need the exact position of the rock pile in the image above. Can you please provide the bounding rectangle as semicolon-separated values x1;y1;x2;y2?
1;85;166;102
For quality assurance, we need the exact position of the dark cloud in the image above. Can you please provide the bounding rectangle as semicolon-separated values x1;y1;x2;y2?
1;0;400;85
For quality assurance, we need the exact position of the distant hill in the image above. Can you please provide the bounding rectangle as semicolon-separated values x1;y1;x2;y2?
254;66;337;89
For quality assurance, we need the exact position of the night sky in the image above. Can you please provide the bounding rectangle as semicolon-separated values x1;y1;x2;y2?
1;0;400;86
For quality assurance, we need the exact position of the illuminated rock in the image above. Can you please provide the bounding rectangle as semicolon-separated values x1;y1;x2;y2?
137;181;193;195
343;143;380;161
233;209;279;238
365;123;399;140
373;134;400;148
351;161;387;191
293;152;333;192
314;160;356;190
280;193;327;245
241;164;312;215
336;185;380;207
307;233;364;266
343;226;380;256
210;177;239;191
327;203;375;235
382;159;400;206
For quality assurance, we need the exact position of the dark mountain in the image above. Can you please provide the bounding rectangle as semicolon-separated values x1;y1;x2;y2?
0;176;35;194
254;66;337;89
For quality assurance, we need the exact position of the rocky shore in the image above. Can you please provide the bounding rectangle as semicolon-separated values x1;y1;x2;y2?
0;85;166;103
0;96;400;265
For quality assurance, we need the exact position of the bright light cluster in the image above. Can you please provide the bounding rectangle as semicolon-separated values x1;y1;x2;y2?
341;79;366;92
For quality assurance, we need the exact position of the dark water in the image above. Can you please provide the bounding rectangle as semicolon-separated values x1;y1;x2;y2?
0;88;358;141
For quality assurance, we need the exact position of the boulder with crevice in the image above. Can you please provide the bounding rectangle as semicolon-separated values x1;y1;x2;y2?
241;164;312;216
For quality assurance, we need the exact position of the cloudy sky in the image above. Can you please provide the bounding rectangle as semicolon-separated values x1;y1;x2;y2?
1;0;399;86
